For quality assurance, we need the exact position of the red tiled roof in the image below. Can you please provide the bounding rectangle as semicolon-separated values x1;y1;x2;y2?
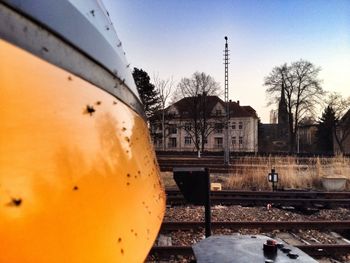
169;96;258;118
173;96;224;114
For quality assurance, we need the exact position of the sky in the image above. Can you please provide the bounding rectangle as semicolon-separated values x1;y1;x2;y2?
103;0;350;122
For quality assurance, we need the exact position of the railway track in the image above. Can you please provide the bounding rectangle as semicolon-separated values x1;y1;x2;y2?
158;156;265;173
166;189;350;208
167;189;350;198
150;193;350;261
150;244;350;258
151;219;350;260
158;156;320;173
149;220;350;260
161;220;350;232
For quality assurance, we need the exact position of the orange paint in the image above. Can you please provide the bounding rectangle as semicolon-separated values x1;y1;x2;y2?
0;40;165;263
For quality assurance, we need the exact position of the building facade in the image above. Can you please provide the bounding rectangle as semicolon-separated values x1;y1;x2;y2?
334;109;350;154
259;84;290;152
298;124;318;153
150;96;258;152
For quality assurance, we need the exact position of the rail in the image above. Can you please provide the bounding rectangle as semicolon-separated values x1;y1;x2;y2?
161;220;350;231
150;244;350;258
166;190;350;207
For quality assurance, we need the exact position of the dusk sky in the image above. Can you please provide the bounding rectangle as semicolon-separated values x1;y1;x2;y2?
104;0;350;122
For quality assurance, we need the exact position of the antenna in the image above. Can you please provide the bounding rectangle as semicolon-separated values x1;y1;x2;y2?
224;36;230;165
224;36;229;107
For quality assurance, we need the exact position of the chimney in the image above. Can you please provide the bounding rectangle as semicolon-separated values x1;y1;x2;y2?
237;100;240;105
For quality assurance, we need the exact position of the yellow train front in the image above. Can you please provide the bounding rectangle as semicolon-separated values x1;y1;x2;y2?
0;1;165;262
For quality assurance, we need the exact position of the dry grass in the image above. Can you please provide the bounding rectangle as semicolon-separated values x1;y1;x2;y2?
160;171;178;188
160;156;350;191
225;155;350;191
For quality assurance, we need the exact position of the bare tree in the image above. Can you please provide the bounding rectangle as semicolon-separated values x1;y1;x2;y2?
153;74;174;150
177;72;221;98
326;92;350;119
175;72;222;154
325;92;350;153
264;60;324;152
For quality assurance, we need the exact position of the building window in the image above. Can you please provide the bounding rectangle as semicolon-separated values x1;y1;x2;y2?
232;122;236;129
184;136;192;145
204;137;208;144
169;138;177;148
214;137;223;148
215;123;223;133
239;122;243;129
169;124;177;134
239;136;243;145
232;136;236;146
184;122;192;131
216;109;222;116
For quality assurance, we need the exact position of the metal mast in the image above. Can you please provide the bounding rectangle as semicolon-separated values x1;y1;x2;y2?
224;36;230;165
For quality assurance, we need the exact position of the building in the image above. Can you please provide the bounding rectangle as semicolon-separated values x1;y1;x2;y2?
334;109;350;154
150;95;258;152
258;83;290;152
298;123;318;153
270;109;277;124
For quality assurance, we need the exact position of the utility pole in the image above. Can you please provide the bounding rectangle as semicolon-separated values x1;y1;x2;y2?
224;36;230;165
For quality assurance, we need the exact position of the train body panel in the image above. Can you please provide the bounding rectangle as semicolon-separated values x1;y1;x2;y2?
0;2;165;262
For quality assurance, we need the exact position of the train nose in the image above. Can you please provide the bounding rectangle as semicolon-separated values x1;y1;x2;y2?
0;36;165;263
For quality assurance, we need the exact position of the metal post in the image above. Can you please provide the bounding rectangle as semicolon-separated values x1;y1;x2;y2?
204;169;211;237
297;128;300;154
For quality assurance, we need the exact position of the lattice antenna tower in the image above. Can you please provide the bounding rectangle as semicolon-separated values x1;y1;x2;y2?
224;36;229;105
224;36;230;165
